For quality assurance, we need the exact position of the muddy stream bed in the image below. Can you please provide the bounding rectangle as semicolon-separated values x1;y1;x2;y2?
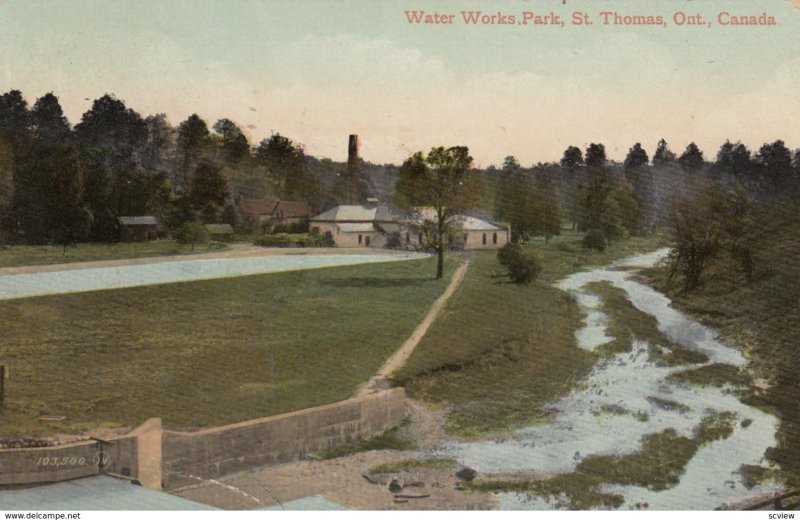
435;248;782;510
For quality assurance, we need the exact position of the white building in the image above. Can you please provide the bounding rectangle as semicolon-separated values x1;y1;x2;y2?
309;204;509;250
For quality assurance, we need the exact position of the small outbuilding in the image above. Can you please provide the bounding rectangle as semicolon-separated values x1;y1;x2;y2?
118;216;160;242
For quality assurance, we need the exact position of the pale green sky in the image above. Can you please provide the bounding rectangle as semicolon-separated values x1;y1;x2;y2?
1;0;798;165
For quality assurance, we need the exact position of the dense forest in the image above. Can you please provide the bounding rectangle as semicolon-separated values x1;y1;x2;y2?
1;89;798;252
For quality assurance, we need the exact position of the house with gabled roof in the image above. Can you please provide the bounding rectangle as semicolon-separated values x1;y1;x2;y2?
309;203;508;250
241;198;311;227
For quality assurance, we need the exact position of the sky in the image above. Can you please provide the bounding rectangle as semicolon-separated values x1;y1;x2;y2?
0;0;798;167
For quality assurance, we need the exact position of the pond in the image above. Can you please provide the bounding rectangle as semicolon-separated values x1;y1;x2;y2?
0;252;428;300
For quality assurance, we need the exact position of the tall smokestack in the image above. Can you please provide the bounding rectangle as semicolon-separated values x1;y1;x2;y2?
347;134;360;205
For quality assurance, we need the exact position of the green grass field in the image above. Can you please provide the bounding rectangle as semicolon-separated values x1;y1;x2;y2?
0;240;229;269
0;256;455;437
393;229;666;438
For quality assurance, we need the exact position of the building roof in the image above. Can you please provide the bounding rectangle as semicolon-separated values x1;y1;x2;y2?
273;201;311;219
311;205;507;232
338;222;376;233
406;208;506;231
118;216;159;226
374;205;401;222
459;216;506;231
311;205;378;222
205;223;234;234
242;198;279;216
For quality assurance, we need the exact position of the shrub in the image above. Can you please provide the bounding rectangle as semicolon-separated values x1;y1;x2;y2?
385;231;402;250
321;231;335;247
497;242;522;267
582;229;607;251
253;233;322;248
271;221;309;234
173;221;209;251
497;242;540;285
507;252;542;285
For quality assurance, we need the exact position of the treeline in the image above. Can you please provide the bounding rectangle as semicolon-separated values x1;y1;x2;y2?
490;138;800;254
0;90;366;245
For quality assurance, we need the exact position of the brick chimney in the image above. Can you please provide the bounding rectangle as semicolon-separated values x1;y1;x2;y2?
347;134;360;205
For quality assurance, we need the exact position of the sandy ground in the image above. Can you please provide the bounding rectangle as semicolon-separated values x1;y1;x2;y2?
171;398;500;510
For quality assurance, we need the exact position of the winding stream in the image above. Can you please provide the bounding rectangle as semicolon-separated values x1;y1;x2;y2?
439;248;781;510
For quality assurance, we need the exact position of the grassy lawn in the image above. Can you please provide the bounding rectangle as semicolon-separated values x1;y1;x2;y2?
640;199;800;486
392;229;667;438
0;256;455;437
0;240;230;269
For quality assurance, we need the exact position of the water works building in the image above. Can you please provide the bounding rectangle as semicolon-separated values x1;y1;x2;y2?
309;204;509;250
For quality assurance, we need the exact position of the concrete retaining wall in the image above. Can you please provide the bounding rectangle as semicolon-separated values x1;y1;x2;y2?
161;388;406;490
0;389;406;490
0;441;100;485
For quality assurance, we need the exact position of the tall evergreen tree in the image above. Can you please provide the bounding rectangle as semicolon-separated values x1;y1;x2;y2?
624;143;649;170
585;143;607;169
653;138;676;166
532;168;562;242
755;140;793;190
176;114;211;188
715;140;752;178
678;142;705;171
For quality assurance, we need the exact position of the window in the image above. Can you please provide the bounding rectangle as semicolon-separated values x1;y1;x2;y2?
406;232;410;243
312;226;320;234
493;233;497;244
358;234;363;245
419;233;423;244
482;233;487;245
365;235;371;246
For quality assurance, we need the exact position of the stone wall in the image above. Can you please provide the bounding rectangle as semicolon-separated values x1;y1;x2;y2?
161;388;406;490
0;441;100;485
0;389;406;490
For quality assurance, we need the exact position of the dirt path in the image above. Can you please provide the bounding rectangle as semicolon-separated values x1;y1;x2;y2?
356;260;470;397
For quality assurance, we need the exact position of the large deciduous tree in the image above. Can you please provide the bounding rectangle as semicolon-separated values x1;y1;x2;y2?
494;156;537;242
213;118;251;165
560;146;584;171
190;159;228;223
255;134;318;202
394;146;479;279
75;94;148;240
